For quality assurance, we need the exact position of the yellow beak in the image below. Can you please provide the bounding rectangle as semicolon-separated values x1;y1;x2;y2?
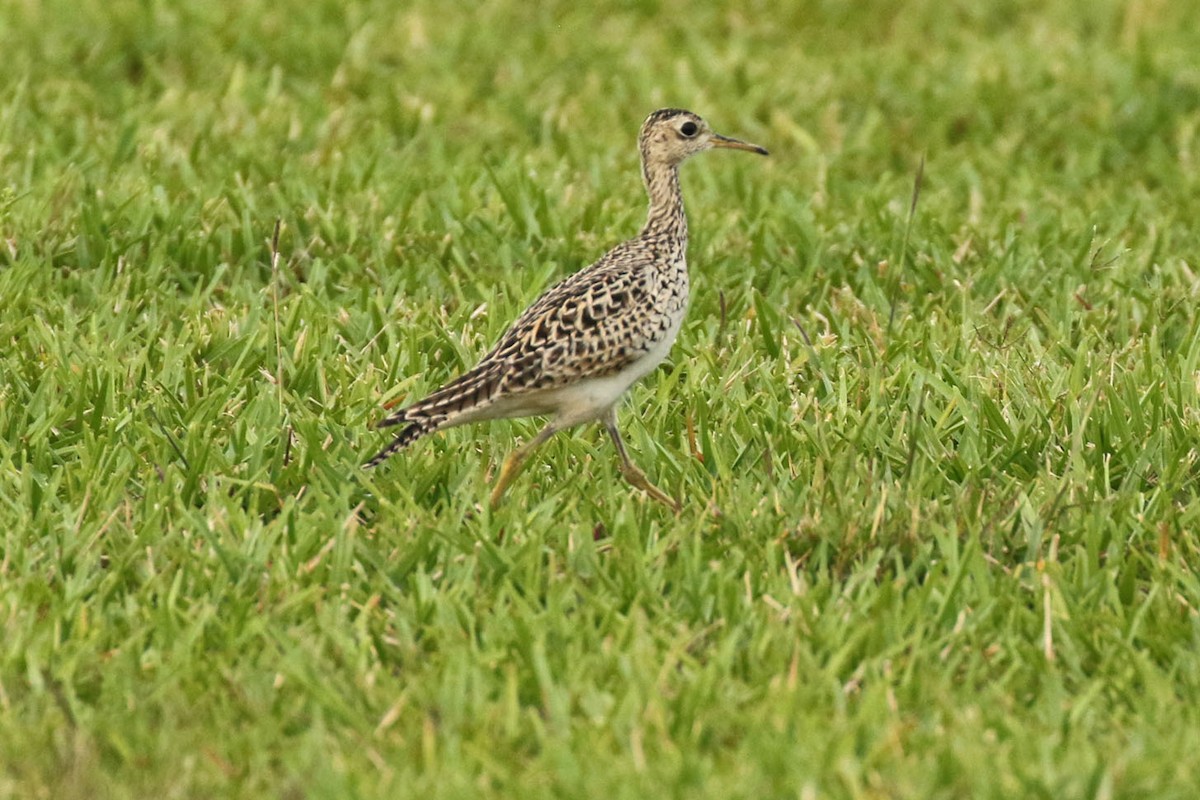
711;133;769;156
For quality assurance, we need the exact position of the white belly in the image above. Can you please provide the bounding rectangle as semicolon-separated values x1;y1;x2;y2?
538;312;684;427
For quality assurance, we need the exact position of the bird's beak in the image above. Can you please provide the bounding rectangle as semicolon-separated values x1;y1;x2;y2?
710;133;769;156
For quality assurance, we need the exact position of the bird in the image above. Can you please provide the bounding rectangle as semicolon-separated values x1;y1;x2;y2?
365;108;768;510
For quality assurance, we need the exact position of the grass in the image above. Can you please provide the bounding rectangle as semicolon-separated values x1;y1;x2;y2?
3;0;1200;796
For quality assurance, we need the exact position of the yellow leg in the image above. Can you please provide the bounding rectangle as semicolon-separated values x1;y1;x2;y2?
489;423;559;509
603;410;680;513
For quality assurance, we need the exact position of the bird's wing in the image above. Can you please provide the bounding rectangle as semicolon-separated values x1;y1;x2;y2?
376;244;660;429
478;247;658;392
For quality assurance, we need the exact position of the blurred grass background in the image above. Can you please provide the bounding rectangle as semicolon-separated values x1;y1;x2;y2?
3;0;1200;797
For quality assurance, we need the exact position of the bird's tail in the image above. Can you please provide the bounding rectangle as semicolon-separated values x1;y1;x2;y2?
363;416;444;468
363;362;504;469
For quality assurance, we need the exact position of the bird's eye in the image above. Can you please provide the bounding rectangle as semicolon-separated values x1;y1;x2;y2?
680;121;698;137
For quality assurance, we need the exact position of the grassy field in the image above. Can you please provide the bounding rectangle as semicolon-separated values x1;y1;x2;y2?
3;0;1200;796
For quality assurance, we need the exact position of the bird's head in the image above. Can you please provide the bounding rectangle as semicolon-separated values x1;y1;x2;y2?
637;108;768;168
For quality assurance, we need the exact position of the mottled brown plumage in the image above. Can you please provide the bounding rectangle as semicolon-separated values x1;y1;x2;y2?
366;108;767;508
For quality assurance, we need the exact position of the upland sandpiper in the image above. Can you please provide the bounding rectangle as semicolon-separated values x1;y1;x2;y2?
366;108;768;510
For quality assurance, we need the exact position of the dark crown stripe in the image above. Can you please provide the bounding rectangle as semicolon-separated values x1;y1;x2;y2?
643;108;692;126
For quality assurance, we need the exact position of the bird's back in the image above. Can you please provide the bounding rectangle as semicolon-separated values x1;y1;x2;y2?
370;232;688;443
481;232;688;388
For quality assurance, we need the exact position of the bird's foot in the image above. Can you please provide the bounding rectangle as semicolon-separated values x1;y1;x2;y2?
489;450;528;510
620;464;681;513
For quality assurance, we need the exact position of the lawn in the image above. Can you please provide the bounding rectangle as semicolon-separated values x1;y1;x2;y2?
3;0;1200;797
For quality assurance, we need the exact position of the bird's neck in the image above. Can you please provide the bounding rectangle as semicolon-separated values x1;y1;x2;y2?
639;159;688;246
